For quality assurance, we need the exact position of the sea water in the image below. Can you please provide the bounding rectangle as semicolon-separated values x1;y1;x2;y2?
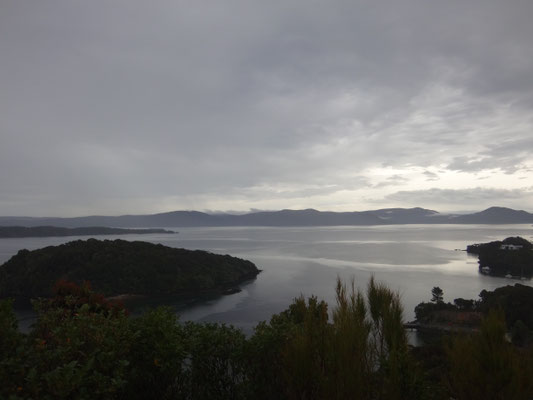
2;224;532;335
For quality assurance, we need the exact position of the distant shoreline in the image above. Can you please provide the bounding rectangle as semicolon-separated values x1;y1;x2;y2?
0;226;176;238
1;206;532;227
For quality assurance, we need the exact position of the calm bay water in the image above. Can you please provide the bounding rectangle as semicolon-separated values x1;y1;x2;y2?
2;224;532;334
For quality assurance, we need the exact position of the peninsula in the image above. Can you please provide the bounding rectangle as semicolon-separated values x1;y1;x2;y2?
0;226;175;238
467;236;533;278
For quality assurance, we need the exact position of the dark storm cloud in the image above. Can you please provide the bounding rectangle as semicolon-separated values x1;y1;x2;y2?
1;0;533;215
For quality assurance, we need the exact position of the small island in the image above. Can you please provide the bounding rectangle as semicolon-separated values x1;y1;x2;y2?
0;239;260;299
0;226;176;238
466;236;533;278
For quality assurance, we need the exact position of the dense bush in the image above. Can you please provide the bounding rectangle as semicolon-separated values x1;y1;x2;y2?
467;236;533;278
446;310;533;399
2;279;533;399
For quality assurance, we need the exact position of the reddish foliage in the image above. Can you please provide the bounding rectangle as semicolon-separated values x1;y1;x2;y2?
46;279;128;317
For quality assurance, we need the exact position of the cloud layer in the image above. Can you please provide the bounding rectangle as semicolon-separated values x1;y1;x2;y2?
1;0;533;216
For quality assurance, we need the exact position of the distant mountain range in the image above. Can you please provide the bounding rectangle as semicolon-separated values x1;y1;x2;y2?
0;206;532;228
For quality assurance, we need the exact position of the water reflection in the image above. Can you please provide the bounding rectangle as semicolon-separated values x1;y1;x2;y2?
2;224;532;336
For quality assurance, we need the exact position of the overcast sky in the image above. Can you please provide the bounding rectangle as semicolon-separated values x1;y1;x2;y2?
1;0;533;216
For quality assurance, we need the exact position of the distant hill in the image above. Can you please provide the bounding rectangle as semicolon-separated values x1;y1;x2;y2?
449;207;533;224
0;226;175;238
0;239;260;299
230;209;383;226
0;206;532;228
367;207;448;224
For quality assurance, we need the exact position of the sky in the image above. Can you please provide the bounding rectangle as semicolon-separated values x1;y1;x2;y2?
1;0;533;217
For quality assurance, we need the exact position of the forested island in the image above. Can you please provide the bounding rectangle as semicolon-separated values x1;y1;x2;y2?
0;239;260;299
467;236;533;278
0;226;175;238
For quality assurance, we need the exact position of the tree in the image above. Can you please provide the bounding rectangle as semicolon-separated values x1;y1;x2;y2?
255;276;422;400
431;287;444;304
0;277;430;399
453;297;474;311
446;310;533;399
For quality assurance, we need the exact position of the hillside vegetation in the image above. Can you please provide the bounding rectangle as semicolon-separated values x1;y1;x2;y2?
2;279;533;399
467;236;533;278
0;239;260;299
415;284;533;344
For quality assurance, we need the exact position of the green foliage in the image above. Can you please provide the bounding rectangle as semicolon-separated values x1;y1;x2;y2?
415;287;479;326
479;284;533;330
0;298;25;397
414;301;457;324
5;282;133;399
4;278;533;400
502;236;533;250
0;281;254;400
453;297;475;310
0;298;20;356
251;277;422;400
447;310;533;399
281;295;330;400
510;319;532;347
125;307;186;400
467;236;533;277
0;239;260;298
328;279;372;399
181;322;248;400
366;277;420;400
246;310;296;399
431;287;444;303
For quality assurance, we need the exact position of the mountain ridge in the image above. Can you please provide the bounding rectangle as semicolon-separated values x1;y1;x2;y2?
1;206;532;228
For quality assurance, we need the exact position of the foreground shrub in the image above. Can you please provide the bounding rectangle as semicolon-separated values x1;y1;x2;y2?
125;308;186;400
250;277;422;400
5;277;533;399
181;322;248;400
447;310;533;400
7;282;132;399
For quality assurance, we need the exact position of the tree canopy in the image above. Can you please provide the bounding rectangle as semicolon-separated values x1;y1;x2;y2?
431;287;444;303
467;236;533;278
3;278;533;399
0;239;260;299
